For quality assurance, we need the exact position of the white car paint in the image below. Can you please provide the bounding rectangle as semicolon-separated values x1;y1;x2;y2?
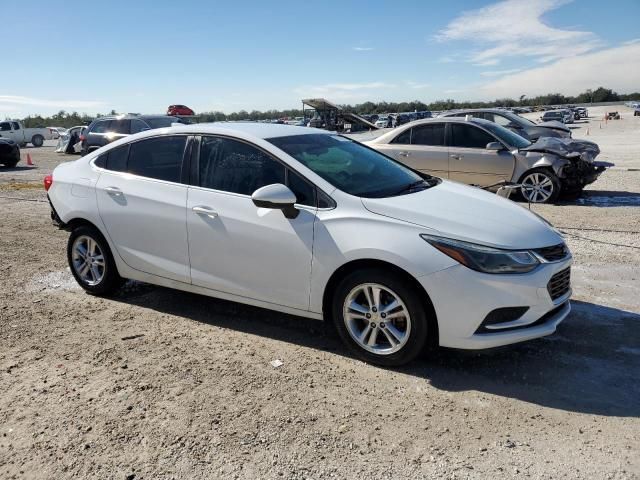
48;123;572;352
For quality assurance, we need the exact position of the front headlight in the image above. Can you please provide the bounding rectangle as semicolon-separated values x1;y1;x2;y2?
421;234;539;274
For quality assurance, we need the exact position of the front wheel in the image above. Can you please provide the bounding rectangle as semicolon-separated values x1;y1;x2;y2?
519;168;561;203
67;225;124;296
332;268;430;366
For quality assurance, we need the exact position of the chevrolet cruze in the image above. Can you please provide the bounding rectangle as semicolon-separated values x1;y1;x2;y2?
46;123;572;366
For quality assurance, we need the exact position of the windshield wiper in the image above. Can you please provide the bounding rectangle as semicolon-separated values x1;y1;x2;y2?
390;180;429;196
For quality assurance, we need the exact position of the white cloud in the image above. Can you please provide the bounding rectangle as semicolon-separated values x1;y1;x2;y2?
437;0;601;65
480;42;640;98
0;95;105;109
406;81;430;89
353;47;374;51
480;68;522;77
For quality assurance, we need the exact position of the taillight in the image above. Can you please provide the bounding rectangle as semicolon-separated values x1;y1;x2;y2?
44;174;53;191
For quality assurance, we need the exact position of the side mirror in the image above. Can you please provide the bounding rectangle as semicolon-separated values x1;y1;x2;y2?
251;183;299;219
486;141;504;151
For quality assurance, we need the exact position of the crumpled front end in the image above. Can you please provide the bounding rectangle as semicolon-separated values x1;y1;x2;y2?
560;158;614;191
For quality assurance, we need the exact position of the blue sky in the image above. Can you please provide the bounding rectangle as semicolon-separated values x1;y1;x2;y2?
2;0;639;117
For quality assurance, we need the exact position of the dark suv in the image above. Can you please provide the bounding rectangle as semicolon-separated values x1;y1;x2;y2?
81;115;185;155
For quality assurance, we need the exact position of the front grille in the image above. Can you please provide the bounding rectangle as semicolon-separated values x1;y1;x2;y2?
534;243;569;262
547;267;571;300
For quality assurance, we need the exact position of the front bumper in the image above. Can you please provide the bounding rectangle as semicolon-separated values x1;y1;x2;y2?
418;256;572;350
561;160;613;189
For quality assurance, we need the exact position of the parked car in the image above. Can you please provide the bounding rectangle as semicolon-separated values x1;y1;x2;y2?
0;120;53;147
55;125;85;154
0;138;20;167
167;105;195;116
367;117;611;203
81;115;185;155
574;107;588;118
47;123;573;366
540;110;568;124
634;105;640;117
48;127;65;139
439;108;571;141
375;116;392;128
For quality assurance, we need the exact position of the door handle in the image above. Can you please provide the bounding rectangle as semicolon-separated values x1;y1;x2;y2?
192;206;219;218
105;186;123;196
398;151;411;157
450;154;463;160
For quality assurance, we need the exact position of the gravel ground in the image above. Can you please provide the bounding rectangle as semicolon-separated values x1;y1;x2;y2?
1;106;638;479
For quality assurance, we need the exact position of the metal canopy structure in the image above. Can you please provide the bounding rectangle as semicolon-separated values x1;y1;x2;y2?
301;98;378;132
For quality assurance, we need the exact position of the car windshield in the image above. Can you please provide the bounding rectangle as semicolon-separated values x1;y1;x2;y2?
479;122;532;149
268;134;437;198
144;117;185;129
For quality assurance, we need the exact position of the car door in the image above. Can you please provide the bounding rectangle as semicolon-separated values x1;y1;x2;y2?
375;123;449;177
0;121;19;142
447;123;514;186
186;135;316;311
95;135;191;283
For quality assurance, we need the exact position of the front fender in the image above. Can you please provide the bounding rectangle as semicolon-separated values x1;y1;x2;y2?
531;155;568;176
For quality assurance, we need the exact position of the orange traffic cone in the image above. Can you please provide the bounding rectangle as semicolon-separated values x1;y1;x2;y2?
26;153;34;166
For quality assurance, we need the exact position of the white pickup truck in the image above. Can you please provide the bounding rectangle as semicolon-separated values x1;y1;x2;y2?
0;120;53;147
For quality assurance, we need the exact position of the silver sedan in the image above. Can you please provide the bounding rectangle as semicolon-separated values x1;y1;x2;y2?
366;117;609;203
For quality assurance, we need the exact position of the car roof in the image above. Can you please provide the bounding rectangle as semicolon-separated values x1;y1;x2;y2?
174;122;329;139
91;114;178;122
442;108;512;114
368;116;498;144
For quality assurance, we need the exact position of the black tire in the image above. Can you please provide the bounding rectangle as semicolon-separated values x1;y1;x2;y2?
518;167;561;203
67;225;124;296
31;135;44;147
332;268;431;367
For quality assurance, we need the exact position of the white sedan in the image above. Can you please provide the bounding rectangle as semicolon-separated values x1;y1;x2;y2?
46;123;572;366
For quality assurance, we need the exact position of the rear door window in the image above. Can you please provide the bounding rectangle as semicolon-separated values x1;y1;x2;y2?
107;145;129;172
91;120;111;134
130;119;149;134
411;124;445;146
450;124;495;149
11;122;20;130
127;136;187;182
111;120;130;134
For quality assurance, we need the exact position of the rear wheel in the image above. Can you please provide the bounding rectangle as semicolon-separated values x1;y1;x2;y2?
67;225;124;296
31;135;44;147
519;168;561;203
332;268;430;366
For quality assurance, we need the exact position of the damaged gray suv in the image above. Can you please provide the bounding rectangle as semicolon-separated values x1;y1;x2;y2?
367;117;612;203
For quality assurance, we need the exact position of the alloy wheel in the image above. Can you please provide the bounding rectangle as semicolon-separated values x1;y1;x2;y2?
71;235;106;286
521;172;555;203
342;283;411;355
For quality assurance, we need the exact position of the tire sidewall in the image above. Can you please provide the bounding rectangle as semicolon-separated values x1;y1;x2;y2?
332;268;429;367
518;168;561;203
67;225;122;295
32;135;44;147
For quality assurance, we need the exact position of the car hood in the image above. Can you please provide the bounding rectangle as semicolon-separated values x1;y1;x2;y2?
537;120;570;132
361;180;563;250
520;136;600;162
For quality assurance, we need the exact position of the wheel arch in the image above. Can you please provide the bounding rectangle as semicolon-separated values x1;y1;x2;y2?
322;258;439;348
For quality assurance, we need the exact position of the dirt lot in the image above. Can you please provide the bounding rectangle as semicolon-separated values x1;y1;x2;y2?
1;105;639;479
